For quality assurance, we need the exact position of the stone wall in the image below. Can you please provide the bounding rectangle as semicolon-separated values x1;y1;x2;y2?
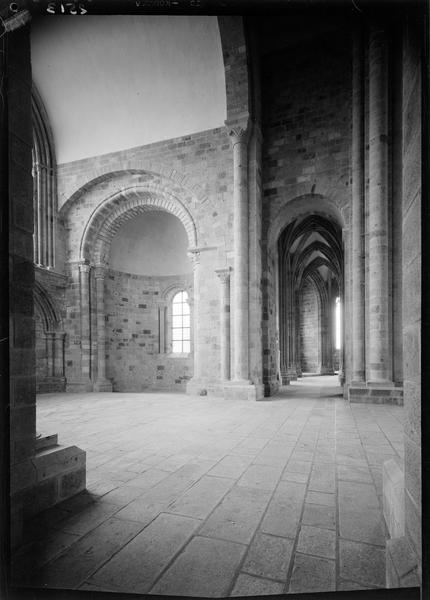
34;267;67;393
105;269;193;391
299;279;320;372
7;25;36;548
261;22;352;389
400;10;421;583
57;126;240;391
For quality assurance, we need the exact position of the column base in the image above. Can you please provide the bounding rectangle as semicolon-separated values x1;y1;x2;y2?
319;367;335;375
264;380;280;397
93;379;113;392
66;379;93;392
348;381;403;405
223;381;265;401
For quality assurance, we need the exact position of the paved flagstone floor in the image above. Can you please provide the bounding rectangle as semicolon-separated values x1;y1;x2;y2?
12;376;404;596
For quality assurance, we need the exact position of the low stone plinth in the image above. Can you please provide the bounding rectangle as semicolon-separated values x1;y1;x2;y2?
348;384;403;405
22;443;86;519
66;379;93;392
223;382;264;401
93;379;113;392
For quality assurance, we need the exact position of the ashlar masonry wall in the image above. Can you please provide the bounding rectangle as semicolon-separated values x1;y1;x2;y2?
299;279;320;372
105;269;193;392
58;126;240;391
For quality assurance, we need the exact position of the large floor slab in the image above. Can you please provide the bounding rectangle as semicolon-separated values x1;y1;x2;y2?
11;375;404;596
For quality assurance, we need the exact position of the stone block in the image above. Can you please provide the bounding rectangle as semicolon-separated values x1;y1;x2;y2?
382;458;405;538
167;475;232;519
237;464;283;491
386;536;419;582
35;517;144;589
33;445;86;482
302;503;336;530
150;535;246;597
297;525;336;559
199;485;271;544
23;477;58;518
223;383;265;401
208;454;253;479
242;532;293;580
59;468;86;499
288;553;335;593
230;574;285;596
89;513;200;594
339;539;385;588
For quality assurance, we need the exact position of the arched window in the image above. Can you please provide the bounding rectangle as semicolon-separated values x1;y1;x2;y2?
171;291;190;353
32;85;56;269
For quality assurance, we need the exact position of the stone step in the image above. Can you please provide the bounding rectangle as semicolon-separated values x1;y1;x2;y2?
35;433;58;452
22;444;86;519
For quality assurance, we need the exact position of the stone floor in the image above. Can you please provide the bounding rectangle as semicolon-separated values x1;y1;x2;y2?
12;375;405;596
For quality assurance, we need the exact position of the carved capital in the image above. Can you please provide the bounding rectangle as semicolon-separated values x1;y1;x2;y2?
227;126;249;147
187;249;201;268
225;117;251;147
215;267;232;284
78;261;91;274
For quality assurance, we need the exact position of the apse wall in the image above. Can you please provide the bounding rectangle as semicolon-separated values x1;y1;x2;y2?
105;270;193;392
104;212;193;391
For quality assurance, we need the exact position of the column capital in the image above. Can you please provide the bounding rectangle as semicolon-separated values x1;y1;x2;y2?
225;117;251;146
187;249;201;268
215;267;232;284
78;261;91;274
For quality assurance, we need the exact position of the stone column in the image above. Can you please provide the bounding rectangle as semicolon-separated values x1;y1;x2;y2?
52;332;65;378
78;262;93;389
158;301;167;354
367;20;392;384
222;119;263;401
188;250;201;382
351;21;366;383
229;122;251;383
93;265;112;392
215;268;232;381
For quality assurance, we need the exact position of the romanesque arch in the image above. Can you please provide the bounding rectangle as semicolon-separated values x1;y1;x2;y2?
34;282;66;392
61;171;200;392
80;186;197;266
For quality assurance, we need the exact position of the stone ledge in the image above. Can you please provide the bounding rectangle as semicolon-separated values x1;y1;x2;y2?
348;385;403;405
21;444;87;519
223;383;264;401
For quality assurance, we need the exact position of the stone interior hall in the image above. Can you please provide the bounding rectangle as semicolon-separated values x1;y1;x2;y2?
2;1;425;598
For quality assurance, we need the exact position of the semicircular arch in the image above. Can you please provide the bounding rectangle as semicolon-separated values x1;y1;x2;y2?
80;185;198;266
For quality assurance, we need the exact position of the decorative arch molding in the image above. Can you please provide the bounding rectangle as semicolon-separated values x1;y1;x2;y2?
58;168;208;218
33;281;66;392
32;84;57;268
268;194;345;252
34;281;62;332
79;184;198;266
161;281;193;303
